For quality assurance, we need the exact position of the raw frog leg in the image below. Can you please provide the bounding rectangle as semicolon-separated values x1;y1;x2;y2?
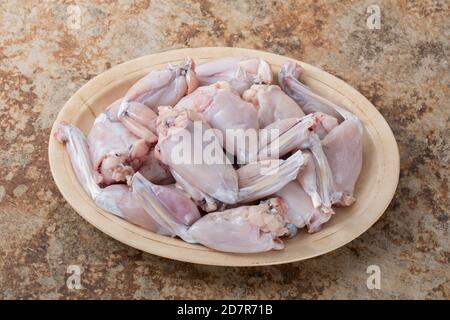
101;178;201;232
322;117;363;206
277;181;333;233
258;117;302;152
130;173;201;227
258;113;338;160
55;122;102;198
133;175;293;254
237;150;305;203
279;61;364;206
278;61;344;121
156;107;239;205
279;61;363;123
54;122;166;234
104;98;158;144
123;58;198;112
297;151;322;209
187;198;293;253
87;112;151;185
195;56;273;94
170;168;224;212
277;151;335;232
117;100;158;144
242;84;305;128
175;81;259;164
258;113;339;211
279;61;364;205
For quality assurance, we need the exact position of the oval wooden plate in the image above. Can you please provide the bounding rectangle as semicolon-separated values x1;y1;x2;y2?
49;47;399;266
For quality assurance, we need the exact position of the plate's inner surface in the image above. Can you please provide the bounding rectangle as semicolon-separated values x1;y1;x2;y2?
49;48;398;266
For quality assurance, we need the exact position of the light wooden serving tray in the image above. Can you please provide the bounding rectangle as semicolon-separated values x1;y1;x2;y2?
48;47;399;266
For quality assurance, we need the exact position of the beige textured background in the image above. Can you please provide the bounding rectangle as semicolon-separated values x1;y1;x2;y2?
0;0;448;299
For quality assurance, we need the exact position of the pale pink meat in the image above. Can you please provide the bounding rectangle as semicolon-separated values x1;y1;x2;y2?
133;175;291;253
55;122;200;233
87;112;150;185
175;81;259;163
277;181;333;233
278;61;344;121
195;57;272;94
322;117;363;206
156;107;239;205
124;59;198;111
242;84;304;128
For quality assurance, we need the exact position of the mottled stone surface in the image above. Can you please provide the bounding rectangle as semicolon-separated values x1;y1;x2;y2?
0;0;448;299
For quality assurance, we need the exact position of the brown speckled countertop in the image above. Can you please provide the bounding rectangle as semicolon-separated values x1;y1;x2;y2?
0;0;448;299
